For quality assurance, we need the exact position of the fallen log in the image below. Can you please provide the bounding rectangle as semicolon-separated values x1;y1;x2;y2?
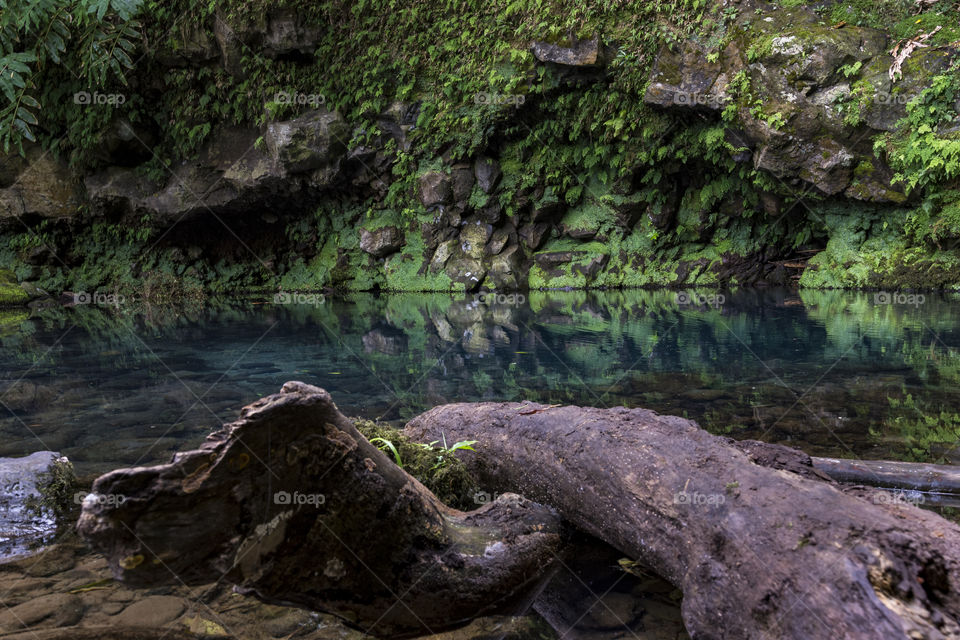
77;384;960;639
406;402;960;640
77;382;563;638
812;456;960;494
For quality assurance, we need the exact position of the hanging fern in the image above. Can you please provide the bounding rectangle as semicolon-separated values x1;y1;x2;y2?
0;0;143;153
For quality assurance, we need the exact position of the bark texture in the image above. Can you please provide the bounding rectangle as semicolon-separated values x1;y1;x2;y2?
405;402;960;640
77;382;563;638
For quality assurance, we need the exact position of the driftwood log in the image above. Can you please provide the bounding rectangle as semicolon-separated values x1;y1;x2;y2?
405;403;960;640
78;383;960;639
77;382;563;637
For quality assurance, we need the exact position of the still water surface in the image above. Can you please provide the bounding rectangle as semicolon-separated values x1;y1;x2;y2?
1;288;958;476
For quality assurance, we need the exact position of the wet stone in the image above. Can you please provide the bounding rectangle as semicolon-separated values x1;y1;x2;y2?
113;595;186;626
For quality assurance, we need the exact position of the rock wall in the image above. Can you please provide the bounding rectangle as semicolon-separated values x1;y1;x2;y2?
0;1;958;298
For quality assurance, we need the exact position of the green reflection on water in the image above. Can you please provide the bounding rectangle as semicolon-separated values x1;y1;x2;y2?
0;288;958;473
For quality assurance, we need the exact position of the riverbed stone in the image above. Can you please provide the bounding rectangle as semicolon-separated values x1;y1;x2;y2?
586;592;640;630
0;593;83;632
113;596;186;626
23;545;77;577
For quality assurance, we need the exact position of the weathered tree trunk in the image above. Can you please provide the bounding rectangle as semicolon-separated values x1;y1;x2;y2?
77;382;564;638
405;402;960;640
78;384;960;639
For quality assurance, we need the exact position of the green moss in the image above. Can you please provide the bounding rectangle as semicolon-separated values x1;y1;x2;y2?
354;419;477;510
0;281;29;306
559;202;618;236
278;257;330;291
0;309;28;335
383;228;458;292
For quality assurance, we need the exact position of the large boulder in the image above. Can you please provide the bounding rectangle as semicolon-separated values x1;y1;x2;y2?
419;171;452;206
264;109;348;174
360;225;403;257
261;8;324;57
0;148;84;222
85;120;347;224
473;157;502;194
532;36;608;67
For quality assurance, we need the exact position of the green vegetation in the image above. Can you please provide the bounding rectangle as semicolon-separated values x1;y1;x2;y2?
0;0;958;295
0;0;142;153
25;456;79;533
356;419;478;509
885;394;960;462
0;269;29;305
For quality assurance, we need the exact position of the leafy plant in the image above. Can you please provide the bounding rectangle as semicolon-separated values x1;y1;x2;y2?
424;432;478;470
370;436;404;467
0;0;143;152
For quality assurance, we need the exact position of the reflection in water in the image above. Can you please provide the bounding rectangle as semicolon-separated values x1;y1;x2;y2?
1;288;959;475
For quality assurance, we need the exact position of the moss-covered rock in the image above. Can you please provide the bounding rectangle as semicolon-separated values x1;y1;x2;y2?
0;270;28;306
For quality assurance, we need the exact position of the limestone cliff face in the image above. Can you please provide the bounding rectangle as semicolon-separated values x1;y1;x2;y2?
0;2;957;295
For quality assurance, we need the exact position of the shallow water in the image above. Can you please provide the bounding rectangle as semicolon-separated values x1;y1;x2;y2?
1;288;959;476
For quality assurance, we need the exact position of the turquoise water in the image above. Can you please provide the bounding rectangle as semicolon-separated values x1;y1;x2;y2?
1;288;959;475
